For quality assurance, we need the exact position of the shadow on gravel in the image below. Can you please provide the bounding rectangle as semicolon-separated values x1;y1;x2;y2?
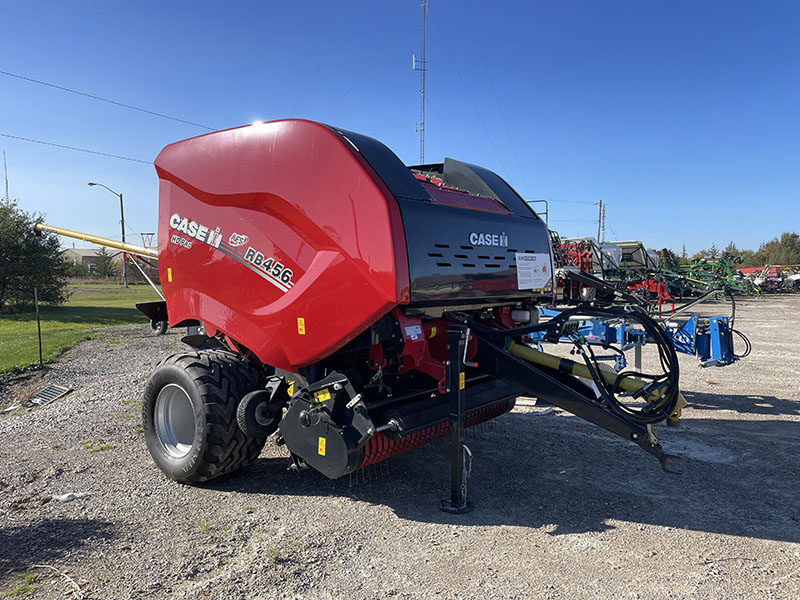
206;411;800;545
683;391;800;416
0;518;113;572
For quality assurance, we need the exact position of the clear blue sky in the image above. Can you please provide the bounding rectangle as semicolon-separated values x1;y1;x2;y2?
1;0;797;254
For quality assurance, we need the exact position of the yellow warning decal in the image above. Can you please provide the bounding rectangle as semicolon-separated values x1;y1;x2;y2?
459;372;465;390
167;267;173;282
287;382;294;396
318;437;326;456
297;317;306;335
314;388;331;403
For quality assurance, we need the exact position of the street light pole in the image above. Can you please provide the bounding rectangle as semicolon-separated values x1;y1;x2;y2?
88;182;128;287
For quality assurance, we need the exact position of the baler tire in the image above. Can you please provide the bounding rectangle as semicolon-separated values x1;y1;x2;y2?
236;390;282;439
142;349;267;484
150;320;168;336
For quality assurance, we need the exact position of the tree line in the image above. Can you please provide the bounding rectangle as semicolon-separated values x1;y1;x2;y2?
662;232;800;268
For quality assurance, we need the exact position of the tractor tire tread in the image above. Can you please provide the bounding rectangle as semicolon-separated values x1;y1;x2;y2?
145;349;266;483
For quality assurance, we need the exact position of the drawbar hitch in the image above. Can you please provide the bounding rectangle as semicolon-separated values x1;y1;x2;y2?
444;311;685;483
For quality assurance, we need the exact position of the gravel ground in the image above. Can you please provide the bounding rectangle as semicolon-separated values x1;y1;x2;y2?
1;296;799;599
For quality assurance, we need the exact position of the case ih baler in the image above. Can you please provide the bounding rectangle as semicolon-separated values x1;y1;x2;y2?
37;119;682;511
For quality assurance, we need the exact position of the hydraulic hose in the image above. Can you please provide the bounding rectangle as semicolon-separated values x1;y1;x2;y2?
508;343;686;422
535;305;682;424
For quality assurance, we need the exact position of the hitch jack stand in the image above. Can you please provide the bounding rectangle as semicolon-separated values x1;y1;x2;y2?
440;325;474;514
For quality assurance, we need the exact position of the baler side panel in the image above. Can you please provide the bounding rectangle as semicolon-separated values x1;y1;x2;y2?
326;125;553;306
398;199;554;305
154;120;409;371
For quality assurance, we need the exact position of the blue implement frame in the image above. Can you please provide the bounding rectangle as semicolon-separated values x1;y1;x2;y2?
531;308;737;367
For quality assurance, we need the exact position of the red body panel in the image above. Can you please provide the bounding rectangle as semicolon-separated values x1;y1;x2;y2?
154;120;409;371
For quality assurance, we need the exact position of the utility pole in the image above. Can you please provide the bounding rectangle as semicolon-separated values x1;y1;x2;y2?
3;151;8;201
600;203;607;242
596;199;603;241
119;192;127;287
594;200;607;242
412;0;428;164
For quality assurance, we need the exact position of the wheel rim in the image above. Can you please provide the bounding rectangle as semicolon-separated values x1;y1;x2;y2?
154;383;196;458
254;402;275;427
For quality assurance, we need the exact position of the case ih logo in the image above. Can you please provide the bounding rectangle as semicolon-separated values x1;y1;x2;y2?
169;213;222;247
229;232;249;247
469;232;508;247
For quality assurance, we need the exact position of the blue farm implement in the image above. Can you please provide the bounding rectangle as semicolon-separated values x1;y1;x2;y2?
527;303;750;374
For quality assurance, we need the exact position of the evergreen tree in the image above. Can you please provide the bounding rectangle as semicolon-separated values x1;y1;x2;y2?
0;199;71;310
94;247;119;279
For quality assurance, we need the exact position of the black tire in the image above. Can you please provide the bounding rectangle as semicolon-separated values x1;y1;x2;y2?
150;320;168;336
236;390;282;438
142;349;267;483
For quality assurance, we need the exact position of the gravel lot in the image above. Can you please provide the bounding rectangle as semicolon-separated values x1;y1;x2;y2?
1;296;799;599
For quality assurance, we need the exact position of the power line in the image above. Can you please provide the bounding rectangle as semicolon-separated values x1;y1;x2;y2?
290;0;360;115
0;133;151;164
324;4;417;123
532;198;596;205
429;8;509;179
426;96;472;163
549;219;596;223
0;69;215;131
375;95;419;136
125;221;144;238
458;0;530;196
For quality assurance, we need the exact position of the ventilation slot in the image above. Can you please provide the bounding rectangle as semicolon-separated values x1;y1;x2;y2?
434;243;450;249
436;262;452;268
462;263;476;268
454;254;468;259
427;252;444;258
478;255;490;260
460;245;474;250
485;264;502;269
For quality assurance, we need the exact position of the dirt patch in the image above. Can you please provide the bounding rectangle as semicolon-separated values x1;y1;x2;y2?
1;297;799;599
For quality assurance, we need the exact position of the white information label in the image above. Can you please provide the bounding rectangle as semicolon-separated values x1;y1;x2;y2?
404;325;423;341
515;253;552;290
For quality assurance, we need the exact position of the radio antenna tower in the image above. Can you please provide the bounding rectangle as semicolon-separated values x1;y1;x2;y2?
3;152;8;201
412;0;428;163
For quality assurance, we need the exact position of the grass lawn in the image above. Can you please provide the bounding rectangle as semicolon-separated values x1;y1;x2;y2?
0;283;163;375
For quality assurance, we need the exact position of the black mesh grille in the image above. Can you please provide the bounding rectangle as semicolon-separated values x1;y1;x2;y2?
425;245;538;270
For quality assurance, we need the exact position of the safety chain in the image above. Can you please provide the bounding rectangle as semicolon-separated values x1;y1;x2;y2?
368;366;384;385
461;443;473;503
